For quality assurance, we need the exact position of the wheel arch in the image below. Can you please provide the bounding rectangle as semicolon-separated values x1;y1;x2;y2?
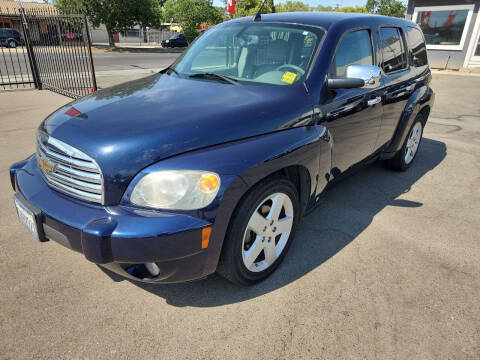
147;126;331;277
382;86;434;158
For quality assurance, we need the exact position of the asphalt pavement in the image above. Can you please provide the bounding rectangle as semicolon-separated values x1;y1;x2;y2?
0;71;479;359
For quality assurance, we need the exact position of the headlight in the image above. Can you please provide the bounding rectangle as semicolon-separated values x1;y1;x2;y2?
130;170;221;210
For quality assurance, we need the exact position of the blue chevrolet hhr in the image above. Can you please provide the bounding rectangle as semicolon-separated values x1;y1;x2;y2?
10;12;434;285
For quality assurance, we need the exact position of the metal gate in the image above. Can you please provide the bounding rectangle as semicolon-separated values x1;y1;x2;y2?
0;7;96;98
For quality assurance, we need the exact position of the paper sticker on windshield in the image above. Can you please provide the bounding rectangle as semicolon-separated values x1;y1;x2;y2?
304;36;313;47
281;71;297;84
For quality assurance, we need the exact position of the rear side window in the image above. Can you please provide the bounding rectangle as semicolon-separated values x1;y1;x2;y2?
379;27;407;73
406;27;428;67
330;29;373;77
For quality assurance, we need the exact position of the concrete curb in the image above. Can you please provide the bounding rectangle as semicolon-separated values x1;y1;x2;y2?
92;45;185;54
431;69;480;77
95;68;162;77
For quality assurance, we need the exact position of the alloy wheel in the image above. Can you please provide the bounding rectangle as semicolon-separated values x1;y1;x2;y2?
404;121;422;164
242;192;294;272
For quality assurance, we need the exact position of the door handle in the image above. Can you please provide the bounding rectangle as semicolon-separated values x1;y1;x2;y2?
367;97;381;106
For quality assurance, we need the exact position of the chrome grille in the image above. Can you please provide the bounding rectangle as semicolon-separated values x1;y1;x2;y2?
36;133;104;204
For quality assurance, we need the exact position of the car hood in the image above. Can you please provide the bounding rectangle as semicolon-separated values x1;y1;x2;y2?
40;73;313;204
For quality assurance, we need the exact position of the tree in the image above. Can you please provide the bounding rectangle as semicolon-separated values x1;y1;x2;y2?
366;0;406;18
162;0;223;43
335;6;367;13
276;1;309;13
56;0;162;47
234;0;275;18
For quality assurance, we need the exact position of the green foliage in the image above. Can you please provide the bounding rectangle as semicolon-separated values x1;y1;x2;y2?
335;6;367;13
162;0;223;42
276;1;310;13
234;0;275;18
235;1;368;16
366;0;407;18
312;5;334;12
56;0;162;46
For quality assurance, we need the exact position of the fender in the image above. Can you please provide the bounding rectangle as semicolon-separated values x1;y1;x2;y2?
382;84;435;158
122;126;331;276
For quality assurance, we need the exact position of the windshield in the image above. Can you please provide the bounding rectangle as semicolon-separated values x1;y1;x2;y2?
173;22;324;86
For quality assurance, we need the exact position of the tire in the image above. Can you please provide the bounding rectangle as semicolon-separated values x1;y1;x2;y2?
8;40;16;48
217;176;300;286
386;113;425;171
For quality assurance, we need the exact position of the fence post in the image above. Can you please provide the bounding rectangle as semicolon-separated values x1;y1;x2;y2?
83;16;97;92
19;7;42;90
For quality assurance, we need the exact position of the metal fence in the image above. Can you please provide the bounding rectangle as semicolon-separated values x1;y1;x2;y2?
118;28;175;45
0;7;96;98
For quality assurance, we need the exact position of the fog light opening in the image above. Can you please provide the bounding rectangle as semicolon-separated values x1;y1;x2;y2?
124;262;161;280
144;262;160;277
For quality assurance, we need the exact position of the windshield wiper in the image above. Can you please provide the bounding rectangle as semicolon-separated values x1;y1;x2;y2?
189;72;239;85
161;66;179;75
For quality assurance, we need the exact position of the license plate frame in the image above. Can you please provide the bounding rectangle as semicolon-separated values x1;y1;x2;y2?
13;193;47;242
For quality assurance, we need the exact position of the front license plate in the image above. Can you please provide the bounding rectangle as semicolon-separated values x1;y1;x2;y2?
14;194;44;242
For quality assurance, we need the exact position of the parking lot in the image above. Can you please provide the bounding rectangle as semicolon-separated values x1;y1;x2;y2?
0;72;479;359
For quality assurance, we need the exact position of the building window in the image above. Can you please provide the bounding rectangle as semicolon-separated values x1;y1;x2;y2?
412;5;475;51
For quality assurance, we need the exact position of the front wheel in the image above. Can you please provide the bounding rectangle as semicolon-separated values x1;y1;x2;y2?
8;40;16;48
386;114;424;171
217;177;300;286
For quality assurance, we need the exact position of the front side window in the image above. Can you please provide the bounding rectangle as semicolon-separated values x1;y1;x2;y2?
173;22;324;86
406;27;428;67
379;27;407;74
413;5;474;49
330;29;373;77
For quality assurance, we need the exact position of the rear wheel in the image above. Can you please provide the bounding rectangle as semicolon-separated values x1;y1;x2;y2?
217;176;300;286
8;40;16;48
386;113;424;171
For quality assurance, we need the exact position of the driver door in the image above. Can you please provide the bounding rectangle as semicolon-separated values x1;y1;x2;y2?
321;29;383;175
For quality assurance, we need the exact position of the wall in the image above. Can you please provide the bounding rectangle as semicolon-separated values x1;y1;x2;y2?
88;24;109;44
407;0;480;69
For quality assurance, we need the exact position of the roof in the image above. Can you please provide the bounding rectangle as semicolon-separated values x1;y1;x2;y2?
231;11;415;31
0;0;57;15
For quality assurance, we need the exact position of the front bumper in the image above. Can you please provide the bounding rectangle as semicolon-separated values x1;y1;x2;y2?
11;156;223;283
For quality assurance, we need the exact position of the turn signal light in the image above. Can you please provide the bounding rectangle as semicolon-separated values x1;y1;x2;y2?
201;227;212;249
199;174;219;193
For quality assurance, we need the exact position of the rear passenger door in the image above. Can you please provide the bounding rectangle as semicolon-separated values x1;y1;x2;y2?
376;26;415;148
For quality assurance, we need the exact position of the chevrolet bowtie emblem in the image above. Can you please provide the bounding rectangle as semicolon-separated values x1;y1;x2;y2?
39;157;56;173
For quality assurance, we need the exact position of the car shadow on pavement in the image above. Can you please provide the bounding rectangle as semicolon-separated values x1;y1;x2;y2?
100;138;446;307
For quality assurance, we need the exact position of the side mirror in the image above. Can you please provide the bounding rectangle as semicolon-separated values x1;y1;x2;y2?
327;64;381;90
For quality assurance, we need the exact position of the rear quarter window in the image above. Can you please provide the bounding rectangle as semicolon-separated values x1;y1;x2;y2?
379;27;408;73
406;27;428;67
